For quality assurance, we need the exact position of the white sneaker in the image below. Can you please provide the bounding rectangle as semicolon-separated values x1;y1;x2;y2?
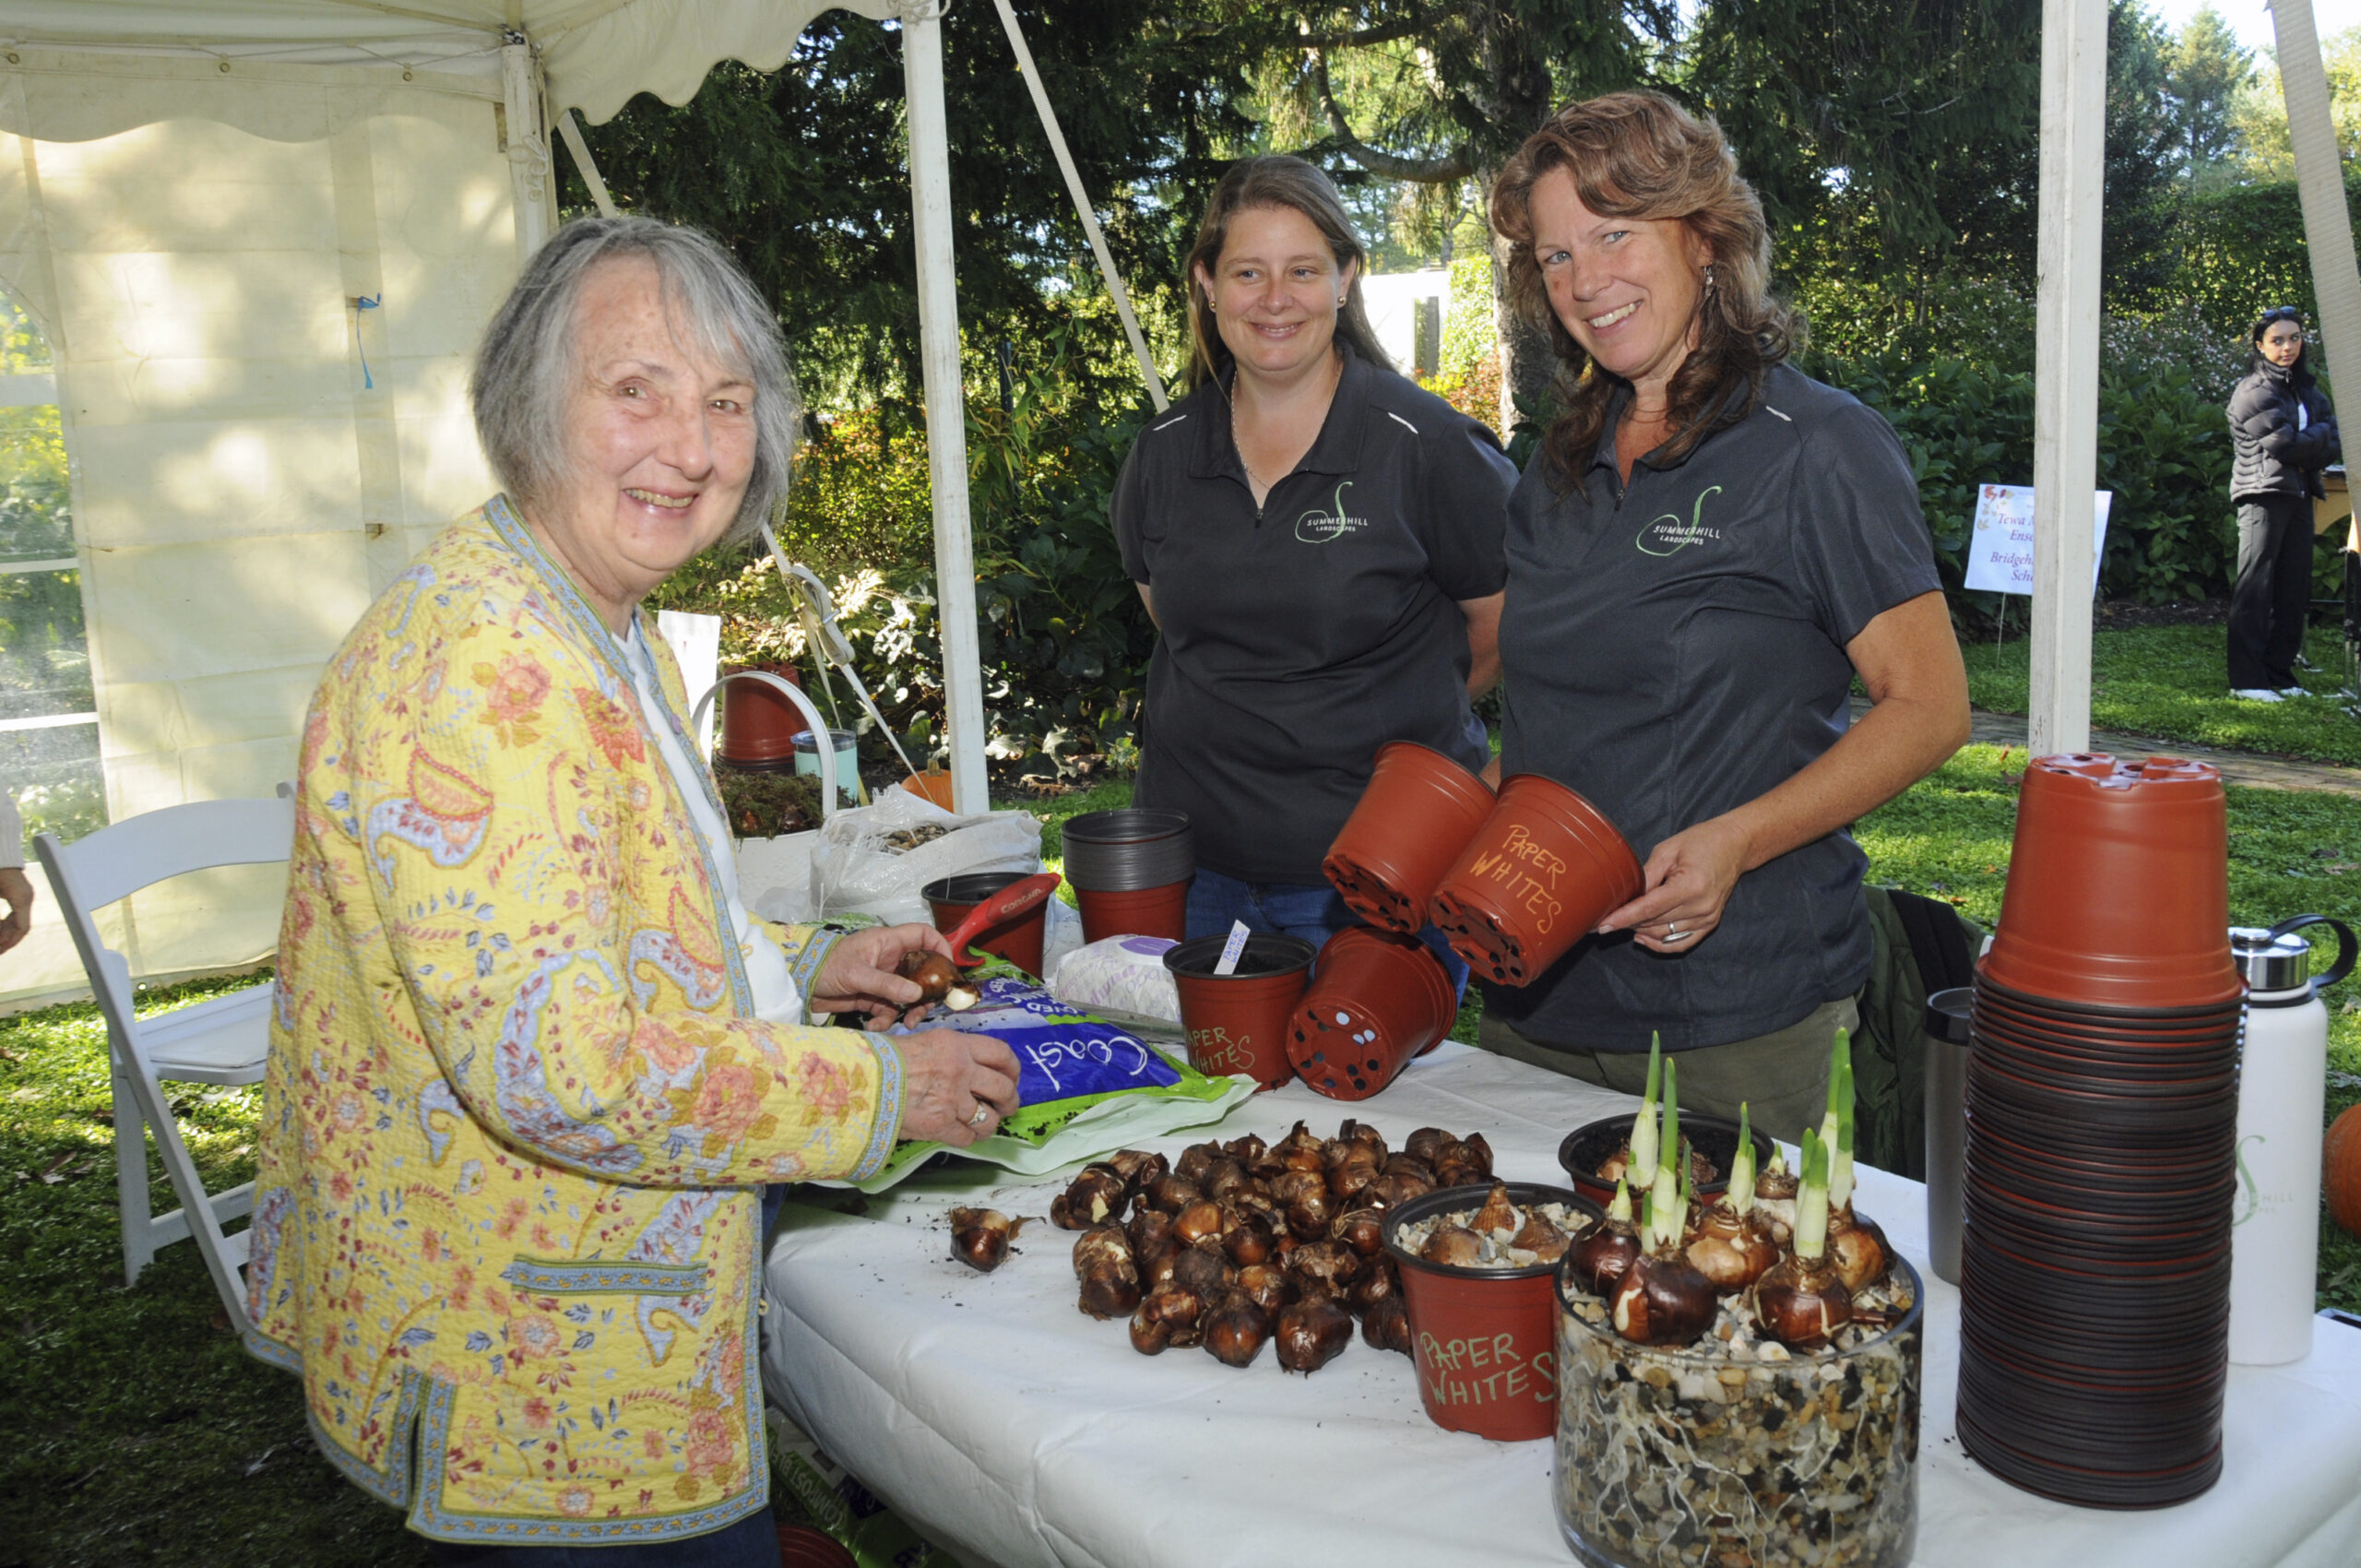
2278;686;2308;698
2231;688;2285;702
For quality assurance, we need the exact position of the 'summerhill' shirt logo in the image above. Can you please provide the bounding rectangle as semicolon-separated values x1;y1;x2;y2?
1295;481;1373;543
1636;485;1726;556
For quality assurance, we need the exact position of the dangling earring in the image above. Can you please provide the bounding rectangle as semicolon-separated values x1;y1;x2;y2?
1703;265;1717;295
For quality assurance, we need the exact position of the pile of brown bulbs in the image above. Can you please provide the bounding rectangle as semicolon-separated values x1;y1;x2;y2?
1047;1121;1493;1373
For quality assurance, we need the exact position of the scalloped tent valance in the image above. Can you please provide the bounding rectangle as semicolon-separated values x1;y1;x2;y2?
0;0;905;128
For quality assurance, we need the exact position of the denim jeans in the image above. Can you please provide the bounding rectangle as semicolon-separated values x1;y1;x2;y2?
1184;867;1469;999
425;1504;778;1565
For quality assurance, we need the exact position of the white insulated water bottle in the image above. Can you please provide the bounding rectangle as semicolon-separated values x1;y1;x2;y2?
2229;915;2355;1365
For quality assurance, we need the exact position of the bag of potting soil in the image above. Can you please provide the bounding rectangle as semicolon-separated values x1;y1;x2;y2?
831;959;1251;1193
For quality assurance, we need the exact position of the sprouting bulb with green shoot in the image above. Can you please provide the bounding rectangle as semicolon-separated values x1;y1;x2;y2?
1646;1054;1683;1245
1750;1128;1854;1350
1568;1174;1642;1297
1683;1099;1777;1291
1609;1083;1718;1346
1624;1032;1663;1190
1727;1101;1759;1217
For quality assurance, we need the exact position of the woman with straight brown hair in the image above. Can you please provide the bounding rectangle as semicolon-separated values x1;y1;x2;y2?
1476;92;1970;1141
1111;155;1516;976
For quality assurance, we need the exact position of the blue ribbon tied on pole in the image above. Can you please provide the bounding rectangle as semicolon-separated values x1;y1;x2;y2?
353;293;382;389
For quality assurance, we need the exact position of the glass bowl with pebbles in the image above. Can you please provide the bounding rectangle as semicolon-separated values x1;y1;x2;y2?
1552;1035;1924;1568
1384;1182;1605;1442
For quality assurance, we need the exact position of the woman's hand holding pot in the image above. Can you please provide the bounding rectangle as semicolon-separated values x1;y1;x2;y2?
896;1030;1022;1146
1596;814;1750;954
808;922;958;1027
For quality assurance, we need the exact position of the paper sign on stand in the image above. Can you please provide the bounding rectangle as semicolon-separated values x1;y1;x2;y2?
1964;484;2113;596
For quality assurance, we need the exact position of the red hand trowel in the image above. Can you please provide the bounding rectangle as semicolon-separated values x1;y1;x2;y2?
940;871;1063;968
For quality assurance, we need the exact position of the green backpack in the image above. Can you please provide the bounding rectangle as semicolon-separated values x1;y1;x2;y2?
1851;884;1985;1180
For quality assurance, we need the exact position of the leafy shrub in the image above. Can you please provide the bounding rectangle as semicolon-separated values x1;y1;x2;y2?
647;326;1156;778
1805;291;2263;614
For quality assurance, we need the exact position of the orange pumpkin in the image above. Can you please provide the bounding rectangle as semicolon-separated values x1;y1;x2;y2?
2326;1104;2361;1238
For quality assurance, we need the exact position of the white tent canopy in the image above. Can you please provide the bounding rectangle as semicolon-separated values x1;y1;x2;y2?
0;0;989;1001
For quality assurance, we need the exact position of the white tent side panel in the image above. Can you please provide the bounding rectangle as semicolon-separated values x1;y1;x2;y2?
0;53;515;999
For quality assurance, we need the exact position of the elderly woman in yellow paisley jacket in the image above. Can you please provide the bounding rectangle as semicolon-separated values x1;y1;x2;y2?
244;216;1019;1564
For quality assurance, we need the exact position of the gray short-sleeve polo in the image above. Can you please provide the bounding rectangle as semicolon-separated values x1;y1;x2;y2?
1485;362;1941;1053
1112;350;1514;884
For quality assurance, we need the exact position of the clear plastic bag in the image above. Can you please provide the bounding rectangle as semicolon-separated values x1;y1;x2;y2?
807;789;1040;927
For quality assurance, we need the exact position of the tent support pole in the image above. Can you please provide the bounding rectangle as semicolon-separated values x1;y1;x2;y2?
557;109;619;220
986;0;1168;412
2273;0;2361;438
2028;0;2106;757
902;2;989;814
502;33;552;258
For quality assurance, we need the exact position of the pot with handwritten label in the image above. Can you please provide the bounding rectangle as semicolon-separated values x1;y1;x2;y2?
1429;774;1644;988
1163;932;1317;1091
1386;1182;1601;1442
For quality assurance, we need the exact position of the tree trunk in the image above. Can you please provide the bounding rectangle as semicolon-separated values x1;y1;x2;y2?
1487;182;1558;439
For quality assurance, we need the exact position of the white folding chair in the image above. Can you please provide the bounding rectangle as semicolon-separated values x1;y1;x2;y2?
35;795;294;1322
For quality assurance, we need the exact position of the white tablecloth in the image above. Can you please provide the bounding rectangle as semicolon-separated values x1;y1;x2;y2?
761;1041;2361;1568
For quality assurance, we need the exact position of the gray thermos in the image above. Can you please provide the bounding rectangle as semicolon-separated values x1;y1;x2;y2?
1926;986;1975;1286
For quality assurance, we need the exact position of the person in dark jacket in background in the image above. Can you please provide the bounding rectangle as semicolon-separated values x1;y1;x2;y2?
2226;305;2340;701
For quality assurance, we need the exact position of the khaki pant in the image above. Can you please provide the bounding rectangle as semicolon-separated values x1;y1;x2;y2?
1476;996;1860;1149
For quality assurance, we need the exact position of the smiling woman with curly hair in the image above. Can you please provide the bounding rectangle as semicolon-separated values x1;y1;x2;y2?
1475;91;1970;1144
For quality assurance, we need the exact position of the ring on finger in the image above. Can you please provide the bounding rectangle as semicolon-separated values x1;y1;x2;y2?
967;1101;992;1129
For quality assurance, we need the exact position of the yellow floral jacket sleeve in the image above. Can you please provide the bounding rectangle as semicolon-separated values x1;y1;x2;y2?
243;501;901;1545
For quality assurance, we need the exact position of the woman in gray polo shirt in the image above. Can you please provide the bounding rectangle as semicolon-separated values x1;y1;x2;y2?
1113;157;1514;973
1476;92;1971;1144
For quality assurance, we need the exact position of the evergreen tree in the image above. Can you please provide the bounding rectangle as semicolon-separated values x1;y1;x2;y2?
2167;6;2253;178
2106;0;2183;307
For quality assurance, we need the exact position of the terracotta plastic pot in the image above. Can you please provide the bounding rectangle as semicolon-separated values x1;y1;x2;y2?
924;871;1050;979
1286;926;1456;1099
1162;932;1317;1089
1323;742;1497;933
1983;754;2242;1009
1386;1182;1602;1442
901;768;955;810
718;663;804;764
1428;774;1644;988
775;1526;859;1568
1075;882;1191;944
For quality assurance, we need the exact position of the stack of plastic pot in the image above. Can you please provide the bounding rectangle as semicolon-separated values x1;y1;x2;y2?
1061;809;1193;943
1956;754;2243;1508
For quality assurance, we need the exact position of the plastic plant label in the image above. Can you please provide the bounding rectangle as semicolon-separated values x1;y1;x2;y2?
1214;919;1252;977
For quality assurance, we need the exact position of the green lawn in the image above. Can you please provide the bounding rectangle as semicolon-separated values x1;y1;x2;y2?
1962;621;2361;766
8;752;2361;1564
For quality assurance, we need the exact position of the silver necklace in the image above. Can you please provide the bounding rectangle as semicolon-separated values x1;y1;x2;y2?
1216;370;1272;519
